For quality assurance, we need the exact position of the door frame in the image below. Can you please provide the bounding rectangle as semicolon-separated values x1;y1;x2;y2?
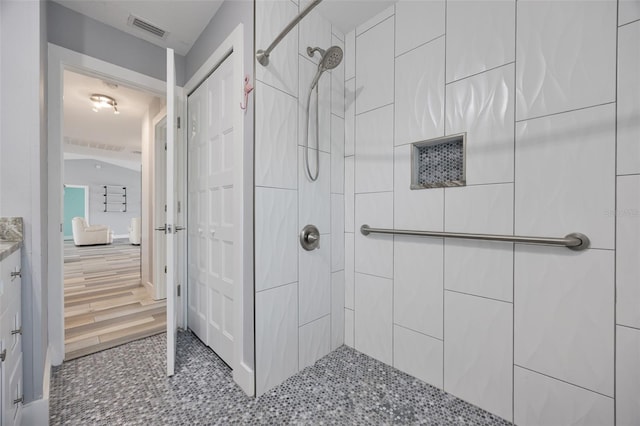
62;184;89;240
47;44;169;365
183;23;254;396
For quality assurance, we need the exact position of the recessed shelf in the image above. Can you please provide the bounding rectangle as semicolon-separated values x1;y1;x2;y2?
411;133;466;189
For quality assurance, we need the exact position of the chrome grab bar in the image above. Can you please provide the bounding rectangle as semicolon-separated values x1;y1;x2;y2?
360;225;590;251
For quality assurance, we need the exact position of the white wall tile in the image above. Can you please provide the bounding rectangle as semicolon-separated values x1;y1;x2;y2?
256;282;298;395
515;104;615;250
616;175;640;328
355;5;394;36
345;30;355;80
255;82;298;189
444;291;513;421
616;325;640;426
331;271;345;350
620;0;640;25
344;156;354;232
617;21;640;175
299;314;331;370
516;0;616;120
299;147;331;232
332;26;344;42
394;235;443;339
514;366;614;426
446;0;515;83
444;183;513;234
299;57;331;153
344;232;354;309
299;234;331;325
446;64;514;185
298;7;331;65
331;115;345;194
394;145;444;231
395;38;445;147
344;308;354;347
444;240;513;302
393;325;443;389
255;188;298;292
395;0;445;56
256;0;299;96
331;194;345;271
355;17;394;114
355;272;393;365
355;192;393;279
331;35;345;118
355;104;394;193
514;246;614;396
345;79;355;156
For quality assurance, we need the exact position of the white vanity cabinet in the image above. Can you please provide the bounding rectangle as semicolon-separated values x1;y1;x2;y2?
0;248;22;426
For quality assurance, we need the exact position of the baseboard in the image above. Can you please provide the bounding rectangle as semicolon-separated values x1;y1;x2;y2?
143;280;155;297
22;347;51;425
113;234;129;239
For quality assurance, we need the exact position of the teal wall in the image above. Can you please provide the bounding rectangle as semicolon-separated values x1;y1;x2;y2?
63;186;85;239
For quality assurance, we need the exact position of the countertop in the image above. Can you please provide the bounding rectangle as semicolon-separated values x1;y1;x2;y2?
0;240;21;262
0;217;23;262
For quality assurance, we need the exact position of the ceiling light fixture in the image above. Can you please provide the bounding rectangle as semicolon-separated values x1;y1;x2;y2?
90;94;119;115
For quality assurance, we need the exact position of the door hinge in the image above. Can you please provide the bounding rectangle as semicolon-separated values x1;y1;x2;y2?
0;349;6;362
164;204;167;212
177;284;181;297
60;223;63;232
164;265;167;273
177;117;181;129
164;142;167;151
177;201;181;213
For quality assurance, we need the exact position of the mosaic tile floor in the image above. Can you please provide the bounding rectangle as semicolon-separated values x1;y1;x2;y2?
50;331;512;425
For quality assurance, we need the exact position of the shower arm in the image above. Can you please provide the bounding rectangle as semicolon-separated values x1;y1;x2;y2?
256;0;322;66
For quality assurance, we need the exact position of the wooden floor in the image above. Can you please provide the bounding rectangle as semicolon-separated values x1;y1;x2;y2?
64;239;166;360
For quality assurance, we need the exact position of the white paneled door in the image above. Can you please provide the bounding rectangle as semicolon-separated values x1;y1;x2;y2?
187;54;235;367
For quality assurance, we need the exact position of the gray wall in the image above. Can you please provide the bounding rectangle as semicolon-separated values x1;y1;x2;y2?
47;1;186;86
64;159;142;236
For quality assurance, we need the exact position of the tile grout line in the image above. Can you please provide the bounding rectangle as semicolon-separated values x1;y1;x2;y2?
613;1;620;422
442;0;448;391
445;61;516;86
512;0;518;420
515;364;615;401
394;34;446;59
516;101;616;123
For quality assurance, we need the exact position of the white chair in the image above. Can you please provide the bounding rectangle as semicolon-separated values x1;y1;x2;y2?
71;217;113;246
129;217;141;245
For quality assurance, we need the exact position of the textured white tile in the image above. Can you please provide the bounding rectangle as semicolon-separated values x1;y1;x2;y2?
355;5;394;35
618;21;640;175
514;366;614;426
355;272;393;365
331;194;344;271
255;82;298;189
393;325;443;389
395;37;445;147
444;291;513;421
355;104;394;193
299;234;331;325
616;325;640;426
332;26;344;42
298;315;331;370
516;0;616;120
331;270;345;350
256;0;299;96
444;183;513;234
331;35;345;118
394;145;444;231
255;188;298;292
394;235;443;339
446;0;515;83
344;233;354;309
395;0;445;56
331;115;345;194
299;57;331;153
616;175;640;328
515;104;615;250
298;7;331;65
444;240;513;302
345;30;355;80
256;282;298;395
344;308;354;347
344;156;354;232
355;192;393;279
299;147;331;232
514;246;614;396
345;79;356;156
620;0;640;25
355;17;394;114
446;64;514;185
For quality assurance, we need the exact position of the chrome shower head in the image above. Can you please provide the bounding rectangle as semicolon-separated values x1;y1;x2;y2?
307;45;344;89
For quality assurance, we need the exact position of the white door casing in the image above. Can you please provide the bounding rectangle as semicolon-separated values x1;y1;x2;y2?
153;114;168;300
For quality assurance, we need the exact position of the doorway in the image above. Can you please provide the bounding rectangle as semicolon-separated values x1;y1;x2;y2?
63;185;88;240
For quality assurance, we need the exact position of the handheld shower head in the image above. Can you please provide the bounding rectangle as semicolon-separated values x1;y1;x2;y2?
308;45;344;89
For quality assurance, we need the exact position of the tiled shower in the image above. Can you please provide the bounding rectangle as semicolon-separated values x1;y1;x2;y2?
254;0;640;424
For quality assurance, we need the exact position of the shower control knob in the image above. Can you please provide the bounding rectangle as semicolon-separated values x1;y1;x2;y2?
300;224;320;251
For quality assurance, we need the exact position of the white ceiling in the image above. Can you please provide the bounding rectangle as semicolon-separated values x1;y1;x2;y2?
63;69;162;168
54;0;224;55
314;0;397;34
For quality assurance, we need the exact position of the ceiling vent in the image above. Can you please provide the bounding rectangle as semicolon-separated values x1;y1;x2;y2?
127;14;168;40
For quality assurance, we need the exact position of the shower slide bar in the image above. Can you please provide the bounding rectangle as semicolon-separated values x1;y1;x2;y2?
256;0;322;66
360;225;590;251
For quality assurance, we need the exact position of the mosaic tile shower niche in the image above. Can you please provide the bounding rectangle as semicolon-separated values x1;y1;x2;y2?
411;133;466;189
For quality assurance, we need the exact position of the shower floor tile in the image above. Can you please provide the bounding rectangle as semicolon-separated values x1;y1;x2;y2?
50;331;512;425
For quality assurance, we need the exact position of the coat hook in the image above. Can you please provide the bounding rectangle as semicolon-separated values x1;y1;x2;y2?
240;75;254;110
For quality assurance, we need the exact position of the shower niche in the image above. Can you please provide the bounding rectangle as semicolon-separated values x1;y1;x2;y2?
411;133;467;189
